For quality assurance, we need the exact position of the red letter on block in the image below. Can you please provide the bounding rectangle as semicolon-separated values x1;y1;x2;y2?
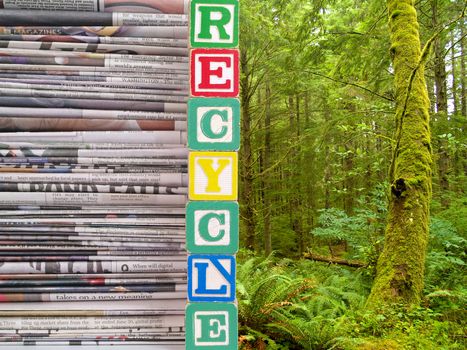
191;49;239;97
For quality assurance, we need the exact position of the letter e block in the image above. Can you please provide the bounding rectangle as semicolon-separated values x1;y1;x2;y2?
188;98;240;151
191;0;239;48
186;303;238;349
188;255;236;302
187;201;239;254
189;152;238;200
191;49;239;97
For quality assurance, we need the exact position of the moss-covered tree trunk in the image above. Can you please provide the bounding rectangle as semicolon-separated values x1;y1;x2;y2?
367;0;433;306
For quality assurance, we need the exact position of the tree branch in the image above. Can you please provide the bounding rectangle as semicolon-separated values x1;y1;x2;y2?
304;70;394;102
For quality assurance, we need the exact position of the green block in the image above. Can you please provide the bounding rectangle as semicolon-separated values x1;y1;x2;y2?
188;98;240;151
186;303;238;349
190;0;239;48
186;201;239;254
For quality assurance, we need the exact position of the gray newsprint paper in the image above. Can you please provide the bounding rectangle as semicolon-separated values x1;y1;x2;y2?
0;316;184;330
0;172;188;186
0;10;188;26
0;192;187;206
0;298;186;311
1;40;188;56
0;131;188;143
0;88;188;102
0;0;190;14
0;148;188;158
0;35;188;47
0;26;189;39
0;260;187;274
0;1;190;346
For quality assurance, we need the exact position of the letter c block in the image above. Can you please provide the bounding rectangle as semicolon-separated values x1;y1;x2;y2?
188;98;240;151
186;201;239;254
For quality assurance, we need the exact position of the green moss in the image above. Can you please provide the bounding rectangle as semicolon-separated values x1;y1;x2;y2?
368;0;432;308
356;339;401;350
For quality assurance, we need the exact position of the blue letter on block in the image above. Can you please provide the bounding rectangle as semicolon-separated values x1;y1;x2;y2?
188;255;236;302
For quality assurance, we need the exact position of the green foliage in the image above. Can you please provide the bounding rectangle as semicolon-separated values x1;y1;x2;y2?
425;218;466;291
237;256;369;349
238;256;466;349
435;196;467;236
337;305;466;350
237;254;315;339
423;218;467;321
311;185;387;266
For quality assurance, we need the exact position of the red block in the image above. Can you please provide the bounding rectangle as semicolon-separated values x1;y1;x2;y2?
191;49;239;97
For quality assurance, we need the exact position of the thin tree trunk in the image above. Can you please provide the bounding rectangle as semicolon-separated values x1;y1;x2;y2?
426;76;436;114
461;24;466;117
304;92;310;127
451;30;458;115
432;0;448;114
343;142;354;215
287;95;295;233
431;0;449;207
303;91;316;233
461;25;467;178
295;94;305;255
368;0;432;306
323;97;332;209
263;81;272;256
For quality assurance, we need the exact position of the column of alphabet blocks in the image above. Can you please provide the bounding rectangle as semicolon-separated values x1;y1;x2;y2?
186;1;239;349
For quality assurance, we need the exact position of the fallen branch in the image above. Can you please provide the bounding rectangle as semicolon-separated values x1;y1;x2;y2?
304;251;368;268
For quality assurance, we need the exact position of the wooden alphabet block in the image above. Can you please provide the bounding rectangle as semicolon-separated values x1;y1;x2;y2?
189;151;238;200
190;0;239;48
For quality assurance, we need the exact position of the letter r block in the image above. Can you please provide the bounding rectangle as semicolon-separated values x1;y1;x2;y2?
191;0;239;48
191;49;239;97
188;98;240;151
186;303;238;349
186;201;239;254
189;152;238;200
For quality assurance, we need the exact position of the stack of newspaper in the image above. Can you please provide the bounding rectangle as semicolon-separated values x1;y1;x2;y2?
0;0;189;347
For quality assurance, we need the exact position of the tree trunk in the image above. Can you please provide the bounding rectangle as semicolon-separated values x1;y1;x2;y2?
461;26;467;178
294;94;305;255
431;0;449;207
240;49;256;251
426;76;436;114
323;97;332;209
368;0;432;306
303;92;316;235
343;142;354;215
263;81;272;256
304;251;368;268
451;30;458;115
431;0;448;114
461;24;466;117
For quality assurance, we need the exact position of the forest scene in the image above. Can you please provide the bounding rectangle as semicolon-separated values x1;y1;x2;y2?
236;0;466;349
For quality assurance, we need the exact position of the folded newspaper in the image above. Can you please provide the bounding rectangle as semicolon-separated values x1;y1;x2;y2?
0;1;188;346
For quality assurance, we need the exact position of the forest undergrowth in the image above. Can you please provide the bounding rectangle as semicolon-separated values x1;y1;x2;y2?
237;197;466;350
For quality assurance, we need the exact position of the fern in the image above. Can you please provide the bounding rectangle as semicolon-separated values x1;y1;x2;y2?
237;255;315;329
237;256;369;349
